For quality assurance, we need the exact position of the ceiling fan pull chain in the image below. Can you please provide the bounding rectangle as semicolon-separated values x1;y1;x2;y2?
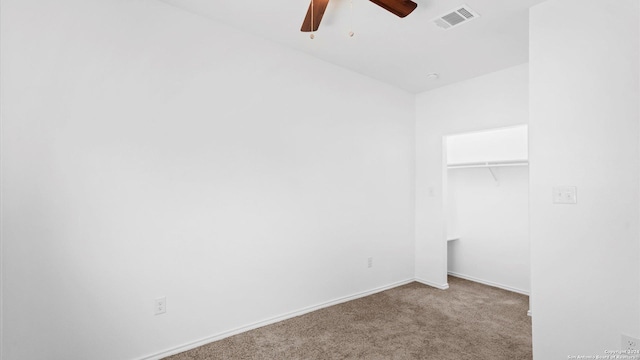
349;0;354;37
310;0;315;39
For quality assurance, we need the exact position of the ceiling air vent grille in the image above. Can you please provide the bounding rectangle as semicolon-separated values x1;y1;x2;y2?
433;5;479;30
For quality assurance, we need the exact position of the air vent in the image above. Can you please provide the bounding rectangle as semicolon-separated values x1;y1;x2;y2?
433;5;479;30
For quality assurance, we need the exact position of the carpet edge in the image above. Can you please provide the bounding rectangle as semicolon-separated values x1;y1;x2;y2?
136;278;415;360
447;271;530;295
414;277;449;290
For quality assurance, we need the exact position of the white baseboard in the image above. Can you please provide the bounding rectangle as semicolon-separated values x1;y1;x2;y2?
414;277;449;290
137;278;414;360
447;271;529;296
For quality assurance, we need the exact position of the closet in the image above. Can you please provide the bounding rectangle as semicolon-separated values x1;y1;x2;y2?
444;125;530;295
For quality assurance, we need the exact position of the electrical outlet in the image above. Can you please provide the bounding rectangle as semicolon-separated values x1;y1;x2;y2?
155;297;166;315
622;334;640;359
367;257;373;268
553;186;577;204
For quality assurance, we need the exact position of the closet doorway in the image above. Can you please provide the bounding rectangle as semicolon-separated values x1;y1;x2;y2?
443;125;530;300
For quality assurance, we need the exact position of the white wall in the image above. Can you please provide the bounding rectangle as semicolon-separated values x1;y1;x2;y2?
415;64;529;287
0;1;416;359
529;0;640;358
447;166;530;294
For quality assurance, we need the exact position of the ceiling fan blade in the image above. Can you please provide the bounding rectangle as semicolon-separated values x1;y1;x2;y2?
369;0;417;18
301;0;330;32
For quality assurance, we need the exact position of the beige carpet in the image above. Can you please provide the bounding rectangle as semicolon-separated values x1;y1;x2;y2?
165;276;532;360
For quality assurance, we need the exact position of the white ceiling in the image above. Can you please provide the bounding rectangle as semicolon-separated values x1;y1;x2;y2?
160;0;547;93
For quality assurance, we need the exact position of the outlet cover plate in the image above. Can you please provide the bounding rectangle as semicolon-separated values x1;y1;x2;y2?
553;186;577;204
155;297;166;315
622;334;640;359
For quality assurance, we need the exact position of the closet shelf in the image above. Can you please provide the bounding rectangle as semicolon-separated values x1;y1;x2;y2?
446;160;529;169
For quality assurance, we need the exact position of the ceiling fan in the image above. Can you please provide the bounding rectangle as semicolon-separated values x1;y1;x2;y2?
300;0;418;32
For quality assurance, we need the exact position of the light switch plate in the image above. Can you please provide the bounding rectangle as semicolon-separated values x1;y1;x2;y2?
553;186;577;204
